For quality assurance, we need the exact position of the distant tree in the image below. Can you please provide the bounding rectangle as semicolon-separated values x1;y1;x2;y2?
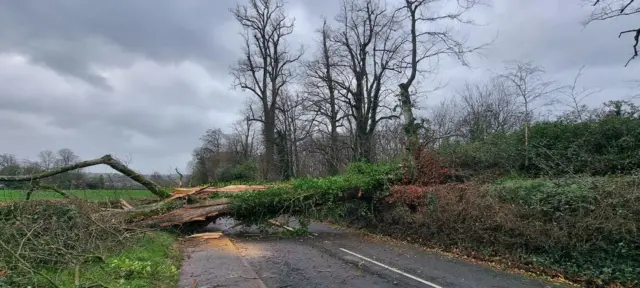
456;77;523;141
559;66;601;122
37;150;57;170
97;174;106;189
499;61;558;166
55;148;82;188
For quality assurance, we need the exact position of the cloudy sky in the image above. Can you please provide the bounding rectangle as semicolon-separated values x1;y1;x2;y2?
0;0;638;173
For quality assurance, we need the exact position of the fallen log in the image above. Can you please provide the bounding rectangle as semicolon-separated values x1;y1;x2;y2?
0;155;169;198
134;202;231;228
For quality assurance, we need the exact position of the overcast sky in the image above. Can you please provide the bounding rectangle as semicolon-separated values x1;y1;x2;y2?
0;0;638;173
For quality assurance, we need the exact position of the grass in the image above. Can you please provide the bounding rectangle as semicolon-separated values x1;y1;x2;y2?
41;232;181;288
0;189;157;202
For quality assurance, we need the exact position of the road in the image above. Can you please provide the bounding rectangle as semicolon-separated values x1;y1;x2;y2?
178;220;561;288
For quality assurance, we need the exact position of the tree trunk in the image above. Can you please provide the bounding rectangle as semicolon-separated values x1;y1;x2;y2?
329;121;340;175
263;115;278;180
399;84;420;171
0;155;170;198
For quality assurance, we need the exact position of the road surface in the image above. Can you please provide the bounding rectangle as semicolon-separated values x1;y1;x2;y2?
178;220;561;288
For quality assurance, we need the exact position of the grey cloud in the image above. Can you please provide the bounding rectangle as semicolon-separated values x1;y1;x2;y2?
0;0;639;172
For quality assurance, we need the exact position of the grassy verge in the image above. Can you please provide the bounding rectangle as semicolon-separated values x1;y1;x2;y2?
0;189;156;202
0;200;181;287
43;232;181;288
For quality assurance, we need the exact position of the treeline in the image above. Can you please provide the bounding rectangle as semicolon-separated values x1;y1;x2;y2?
188;0;638;185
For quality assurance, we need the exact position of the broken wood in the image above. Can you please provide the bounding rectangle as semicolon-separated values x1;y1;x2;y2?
267;219;295;232
170;185;270;200
0;155;169;198
187;232;222;239
119;199;134;210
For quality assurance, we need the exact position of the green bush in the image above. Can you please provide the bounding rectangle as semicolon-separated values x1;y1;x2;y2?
440;117;640;178
373;177;640;286
216;161;258;183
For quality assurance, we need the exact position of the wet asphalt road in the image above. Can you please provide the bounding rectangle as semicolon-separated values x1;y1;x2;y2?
179;220;562;288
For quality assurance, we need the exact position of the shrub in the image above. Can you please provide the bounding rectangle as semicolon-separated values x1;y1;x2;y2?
0;200;130;287
439;117;640;178
216;161;258;183
374;177;640;286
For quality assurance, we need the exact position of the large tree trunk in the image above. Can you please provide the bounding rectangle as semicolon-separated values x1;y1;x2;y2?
399;85;420;170
0;155;170;198
263;115;278;180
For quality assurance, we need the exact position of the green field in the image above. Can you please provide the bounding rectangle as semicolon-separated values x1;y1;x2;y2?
0;189;158;202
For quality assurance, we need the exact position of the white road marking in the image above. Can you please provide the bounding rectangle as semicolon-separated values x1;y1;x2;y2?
339;248;444;288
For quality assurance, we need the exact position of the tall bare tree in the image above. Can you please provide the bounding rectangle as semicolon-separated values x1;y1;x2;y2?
231;0;303;180
397;0;483;169
304;19;347;175
332;0;403;162
586;0;640;66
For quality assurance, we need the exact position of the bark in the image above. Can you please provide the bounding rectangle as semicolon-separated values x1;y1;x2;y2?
0;155;170;198
135;203;231;228
263;112;278;180
399;1;420;172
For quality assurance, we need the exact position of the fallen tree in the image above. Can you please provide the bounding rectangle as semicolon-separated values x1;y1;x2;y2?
0;154;170;198
1;158;399;230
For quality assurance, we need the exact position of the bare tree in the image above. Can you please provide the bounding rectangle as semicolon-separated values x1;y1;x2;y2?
332;0;403;162
423;99;462;146
37;150;57;170
397;0;483;167
559;66;602;122
304;19;347;175
230;0;303;180
586;0;640;66
275;91;315;179
228;112;258;163
0;154;18;169
56;148;79;167
499;61;558;165
456;77;523;141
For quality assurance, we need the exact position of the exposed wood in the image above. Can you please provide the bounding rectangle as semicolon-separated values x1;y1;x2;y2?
170;185;270;200
187;232;222;239
0;155;169;198
119;199;134;210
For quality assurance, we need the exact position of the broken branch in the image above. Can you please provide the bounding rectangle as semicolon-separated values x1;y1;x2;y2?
0;155;169;198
